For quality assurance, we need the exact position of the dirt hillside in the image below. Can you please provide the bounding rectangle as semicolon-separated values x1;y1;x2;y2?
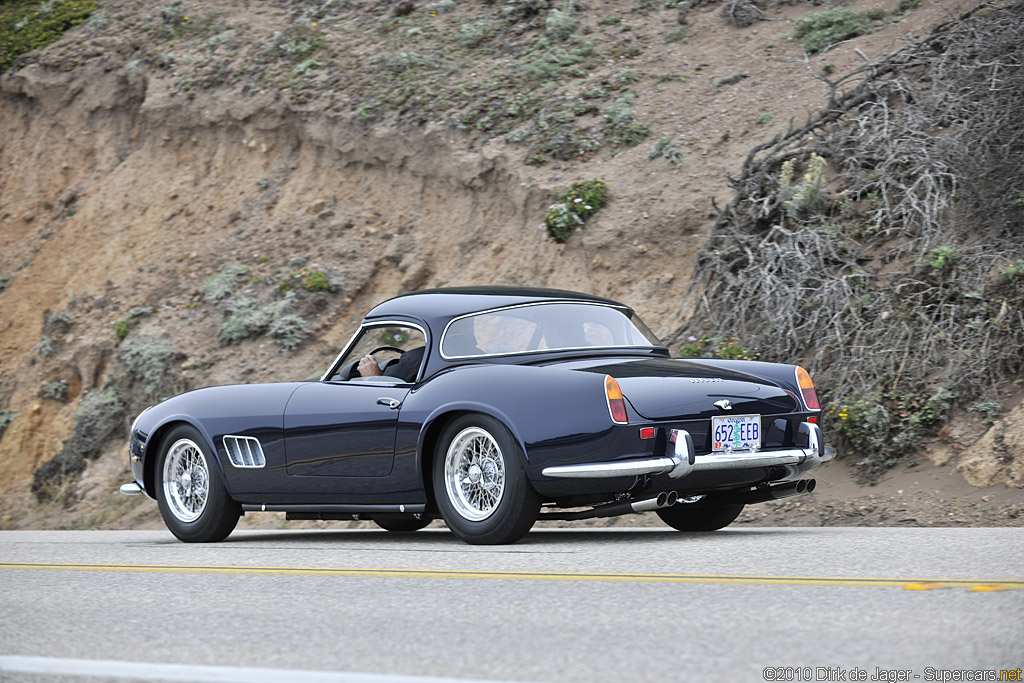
0;0;1020;530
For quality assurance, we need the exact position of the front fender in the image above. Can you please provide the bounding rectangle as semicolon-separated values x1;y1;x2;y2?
131;382;304;497
135;412;227;499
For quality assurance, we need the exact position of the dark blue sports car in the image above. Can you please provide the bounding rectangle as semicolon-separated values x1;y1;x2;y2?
120;287;831;544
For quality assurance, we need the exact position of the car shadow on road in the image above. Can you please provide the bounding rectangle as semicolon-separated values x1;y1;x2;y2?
217;526;812;547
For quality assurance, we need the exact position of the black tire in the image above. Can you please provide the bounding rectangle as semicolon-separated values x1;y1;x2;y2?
156;425;240;543
656;501;745;532
433;414;540;545
374;517;431;533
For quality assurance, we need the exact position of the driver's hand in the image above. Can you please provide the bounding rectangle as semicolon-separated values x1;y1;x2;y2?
358;354;382;377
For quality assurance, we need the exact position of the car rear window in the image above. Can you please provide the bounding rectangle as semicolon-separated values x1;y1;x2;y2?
441;302;662;359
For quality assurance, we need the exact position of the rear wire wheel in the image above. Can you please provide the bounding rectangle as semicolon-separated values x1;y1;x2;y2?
656;501;745;532
156;425;240;543
434;414;540;545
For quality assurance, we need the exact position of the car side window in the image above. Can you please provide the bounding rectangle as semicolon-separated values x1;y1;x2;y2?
330;325;427;383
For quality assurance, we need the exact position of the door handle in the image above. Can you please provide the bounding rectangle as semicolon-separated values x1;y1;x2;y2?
376;397;402;410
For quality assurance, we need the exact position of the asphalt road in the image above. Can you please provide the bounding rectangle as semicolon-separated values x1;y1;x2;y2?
1;527;1022;683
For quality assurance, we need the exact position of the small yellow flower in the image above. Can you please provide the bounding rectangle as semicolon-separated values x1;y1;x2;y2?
184;16;190;20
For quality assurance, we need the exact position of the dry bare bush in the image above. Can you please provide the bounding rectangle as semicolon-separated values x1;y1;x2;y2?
679;1;1024;412
721;0;764;27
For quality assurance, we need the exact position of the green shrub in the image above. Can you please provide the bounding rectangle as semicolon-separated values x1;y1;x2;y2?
0;274;12;291
267;23;323;62
380;328;409;347
42;381;69;402
969;399;1002;423
268;314;307;351
0;0;98;73
199;265;250;302
545;8;578;41
603;93;650;146
32;387;126;500
219;294;308;349
280;268;329;292
119;337;184;402
219;296;274;345
663;27;689;44
458;20;498;47
541;179;609;242
36;335;55;357
714;73;747;87
831;387;956;478
113;306;154;341
647;136;682;164
792;7;892;54
925;246;957;274
611;68;639;87
779;153;828;219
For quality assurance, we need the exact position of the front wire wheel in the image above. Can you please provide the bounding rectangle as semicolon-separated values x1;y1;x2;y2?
162;438;209;522
434;415;540;545
156;425;240;543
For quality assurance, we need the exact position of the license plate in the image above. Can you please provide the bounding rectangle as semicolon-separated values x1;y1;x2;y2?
712;414;761;452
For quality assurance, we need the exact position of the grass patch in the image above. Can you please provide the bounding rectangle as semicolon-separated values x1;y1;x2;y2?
1;0;97;73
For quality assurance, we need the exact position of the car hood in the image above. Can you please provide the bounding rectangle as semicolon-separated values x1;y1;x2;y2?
564;357;799;420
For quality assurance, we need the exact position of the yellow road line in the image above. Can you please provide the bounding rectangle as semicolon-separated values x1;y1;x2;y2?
1;562;1022;590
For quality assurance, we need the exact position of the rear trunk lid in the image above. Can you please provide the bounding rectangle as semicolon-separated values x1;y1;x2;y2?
572;357;799;420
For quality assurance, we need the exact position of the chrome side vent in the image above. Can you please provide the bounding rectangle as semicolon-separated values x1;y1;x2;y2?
223;435;266;468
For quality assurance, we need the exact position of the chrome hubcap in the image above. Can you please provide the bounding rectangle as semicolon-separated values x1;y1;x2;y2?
162;438;209;523
444;427;505;522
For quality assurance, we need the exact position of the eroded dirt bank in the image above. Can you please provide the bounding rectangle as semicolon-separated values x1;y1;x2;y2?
0;0;1020;530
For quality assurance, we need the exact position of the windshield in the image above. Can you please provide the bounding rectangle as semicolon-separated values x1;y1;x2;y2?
440;302;662;359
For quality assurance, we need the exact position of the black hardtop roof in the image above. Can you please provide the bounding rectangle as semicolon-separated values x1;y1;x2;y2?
365;286;629;324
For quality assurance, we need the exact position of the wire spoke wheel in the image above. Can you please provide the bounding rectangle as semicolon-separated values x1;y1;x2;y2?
161;438;210;523
156;426;240;543
433;415;540;544
444;427;506;521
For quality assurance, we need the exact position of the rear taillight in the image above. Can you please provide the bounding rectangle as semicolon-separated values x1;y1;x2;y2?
605;375;628;424
796;367;820;410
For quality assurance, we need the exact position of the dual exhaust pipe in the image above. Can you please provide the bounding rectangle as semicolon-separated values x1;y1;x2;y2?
726;478;816;505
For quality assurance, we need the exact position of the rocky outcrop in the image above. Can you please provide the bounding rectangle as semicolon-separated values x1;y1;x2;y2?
959;403;1024;488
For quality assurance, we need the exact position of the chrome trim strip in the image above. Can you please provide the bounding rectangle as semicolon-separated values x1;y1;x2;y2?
439;301;661;361
320;320;429;383
541;422;825;480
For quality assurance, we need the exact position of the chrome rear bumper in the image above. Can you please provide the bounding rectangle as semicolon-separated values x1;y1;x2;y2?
541;422;831;480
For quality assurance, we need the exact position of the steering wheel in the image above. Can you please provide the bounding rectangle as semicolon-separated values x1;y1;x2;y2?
368;345;406;356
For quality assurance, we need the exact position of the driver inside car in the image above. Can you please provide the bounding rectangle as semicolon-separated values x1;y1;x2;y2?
357;346;425;382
